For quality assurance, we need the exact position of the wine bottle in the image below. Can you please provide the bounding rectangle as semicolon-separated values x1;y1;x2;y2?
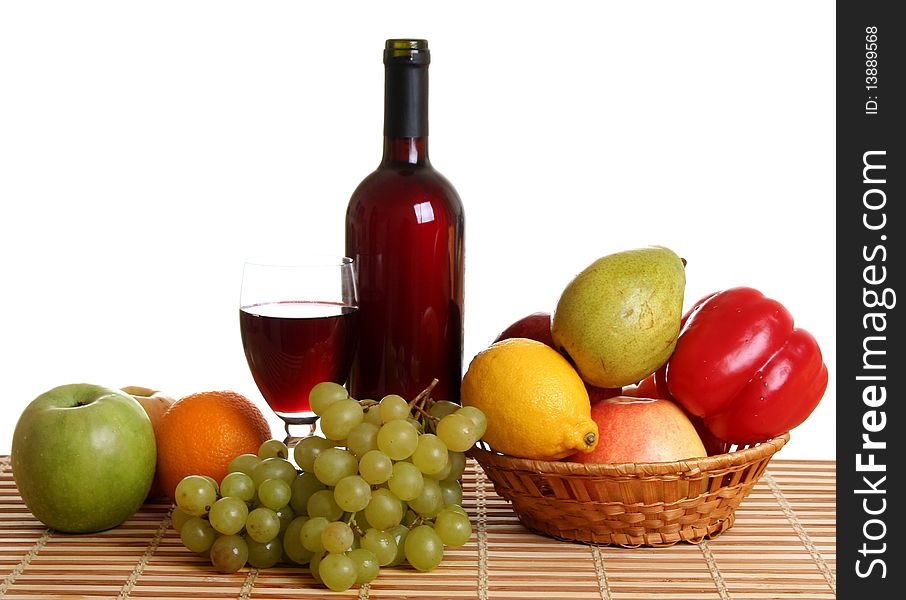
345;39;465;404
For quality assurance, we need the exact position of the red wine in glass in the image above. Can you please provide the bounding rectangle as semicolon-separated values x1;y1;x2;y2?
239;257;359;443
240;301;359;416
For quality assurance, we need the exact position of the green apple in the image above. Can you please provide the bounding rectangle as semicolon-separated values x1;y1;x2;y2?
12;383;157;533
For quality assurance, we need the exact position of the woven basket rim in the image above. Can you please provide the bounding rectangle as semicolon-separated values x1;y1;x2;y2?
468;431;789;478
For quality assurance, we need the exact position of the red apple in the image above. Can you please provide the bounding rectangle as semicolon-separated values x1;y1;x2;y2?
689;415;732;456
566;396;707;464
496;312;622;402
622;374;661;398
585;383;623;403
621;371;728;455
494;312;555;347
122;386;175;499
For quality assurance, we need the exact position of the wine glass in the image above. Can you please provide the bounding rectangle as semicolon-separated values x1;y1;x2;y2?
239;257;359;445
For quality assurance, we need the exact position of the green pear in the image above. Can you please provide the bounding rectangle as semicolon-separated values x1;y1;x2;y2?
551;246;685;388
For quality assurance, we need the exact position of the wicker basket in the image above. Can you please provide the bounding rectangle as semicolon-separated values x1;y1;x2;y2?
468;432;789;548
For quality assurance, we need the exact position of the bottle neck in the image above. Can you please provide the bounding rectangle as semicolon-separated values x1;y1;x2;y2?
382;137;429;165
382;57;429;165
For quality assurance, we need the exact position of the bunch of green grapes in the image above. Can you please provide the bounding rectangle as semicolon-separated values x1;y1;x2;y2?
171;380;485;593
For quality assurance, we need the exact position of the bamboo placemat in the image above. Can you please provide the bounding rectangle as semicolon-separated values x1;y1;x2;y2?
0;455;835;599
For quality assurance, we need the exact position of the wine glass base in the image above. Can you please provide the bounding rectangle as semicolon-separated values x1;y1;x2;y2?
276;413;318;447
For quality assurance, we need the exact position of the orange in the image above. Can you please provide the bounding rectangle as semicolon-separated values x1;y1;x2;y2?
155;391;272;501
461;338;598;461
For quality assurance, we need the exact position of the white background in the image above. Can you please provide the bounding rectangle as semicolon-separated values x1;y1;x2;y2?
0;1;835;459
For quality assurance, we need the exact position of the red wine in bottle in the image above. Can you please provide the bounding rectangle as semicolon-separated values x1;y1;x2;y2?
345;39;465;403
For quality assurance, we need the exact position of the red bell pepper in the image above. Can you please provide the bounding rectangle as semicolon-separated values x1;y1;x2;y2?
664;287;828;444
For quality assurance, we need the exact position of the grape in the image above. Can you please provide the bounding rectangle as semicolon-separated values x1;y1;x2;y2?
443;503;468;517
307;489;343;521
361;528;397;566
274;505;295;535
411;433;449;475
358;449;393;485
283;516;314;565
434;507;472;546
444;450;467;482
436;413;479;452
258;439;289;459
210;534;248;574
201;476;221;495
300;516;330;553
348;548;380;584
309;551;326;583
290;472;326;515
170;507;193;532
364;488;404;530
333;475;372;513
456;406;488;438
208;496;249;535
362;404;382;425
293;435;335;473
252;457;298;486
379;393;410;422
246;507;281;543
408;478;443;517
346;422;380;457
319;552;358;592
388;461;424;501
404;525;444;571
425;456;453;481
258;478;292;510
227;453;261;476
174;475;217;516
439;478;463;506
387;524;410;566
428;399;460;420
245;535;282;568
376;419;419;460
401;508;419;528
320;521;354;554
313;447;358;486
180;516;216;553
220;471;255;502
309;381;349;415
321;398;365;440
172;384;475;585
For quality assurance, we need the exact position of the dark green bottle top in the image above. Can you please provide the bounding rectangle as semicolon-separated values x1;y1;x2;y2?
384;39;430;65
383;39;430;138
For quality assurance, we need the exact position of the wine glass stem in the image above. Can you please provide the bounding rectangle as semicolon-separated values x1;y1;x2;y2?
283;420;317;447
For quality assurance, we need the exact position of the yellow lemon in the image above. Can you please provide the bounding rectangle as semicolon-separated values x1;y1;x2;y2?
461;338;598;460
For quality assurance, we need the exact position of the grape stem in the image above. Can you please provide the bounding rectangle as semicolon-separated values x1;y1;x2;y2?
409;378;441;431
409;379;439;411
347;513;367;537
411;402;437;422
